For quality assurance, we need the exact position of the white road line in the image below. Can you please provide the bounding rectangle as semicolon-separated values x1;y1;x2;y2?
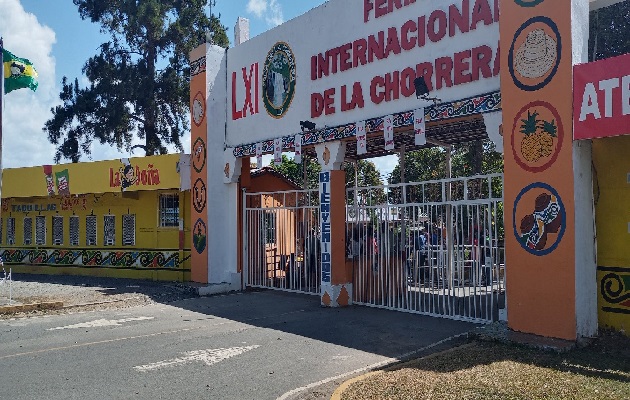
134;345;260;372
47;316;155;331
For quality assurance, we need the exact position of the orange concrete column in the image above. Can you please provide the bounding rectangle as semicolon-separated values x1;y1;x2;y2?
189;44;209;283
500;0;596;340
316;142;351;307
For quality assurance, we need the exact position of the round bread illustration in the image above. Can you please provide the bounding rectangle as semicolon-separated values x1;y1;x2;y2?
515;29;558;79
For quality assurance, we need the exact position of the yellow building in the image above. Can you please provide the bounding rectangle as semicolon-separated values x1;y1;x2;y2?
0;154;191;282
593;136;630;333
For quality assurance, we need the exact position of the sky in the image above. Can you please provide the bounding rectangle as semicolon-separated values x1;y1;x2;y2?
0;0;398;178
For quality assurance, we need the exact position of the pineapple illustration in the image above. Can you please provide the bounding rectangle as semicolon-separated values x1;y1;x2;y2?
538;119;557;158
520;110;540;162
519;110;557;163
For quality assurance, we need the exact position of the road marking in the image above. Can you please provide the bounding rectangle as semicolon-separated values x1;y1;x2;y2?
47;316;155;330
134;346;260;372
0;326;205;360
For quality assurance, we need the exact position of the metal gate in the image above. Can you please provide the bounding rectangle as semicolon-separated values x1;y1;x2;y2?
346;174;505;323
243;189;321;295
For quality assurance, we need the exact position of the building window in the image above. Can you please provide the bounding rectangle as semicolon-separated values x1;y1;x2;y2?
159;193;179;227
70;216;79;246
122;214;136;246
24;217;33;245
104;215;115;246
86;215;97;246
7;218;15;245
53;216;64;245
263;211;276;245
36;216;46;245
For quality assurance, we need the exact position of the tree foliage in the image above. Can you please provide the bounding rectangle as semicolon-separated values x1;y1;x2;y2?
268;155;321;189
589;1;630;61
344;159;383;188
269;155;384;193
388;141;503;185
44;0;229;162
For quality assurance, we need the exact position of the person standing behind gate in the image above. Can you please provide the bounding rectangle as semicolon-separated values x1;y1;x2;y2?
305;230;320;288
415;225;429;282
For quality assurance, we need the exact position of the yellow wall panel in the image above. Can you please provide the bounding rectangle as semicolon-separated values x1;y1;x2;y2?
1;154;183;198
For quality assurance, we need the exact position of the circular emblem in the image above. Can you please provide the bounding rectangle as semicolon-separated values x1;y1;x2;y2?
511;101;564;173
192;137;207;173
513;182;566;256
508;16;561;92
193;178;207;213
193;219;207;254
263;42;297;119
192;91;205;127
514;0;545;6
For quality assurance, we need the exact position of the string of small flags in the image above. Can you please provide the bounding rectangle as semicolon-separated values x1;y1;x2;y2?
252;107;426;166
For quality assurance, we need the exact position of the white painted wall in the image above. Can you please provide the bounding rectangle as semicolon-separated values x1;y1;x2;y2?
226;0;500;148
205;44;240;285
573;0;598;339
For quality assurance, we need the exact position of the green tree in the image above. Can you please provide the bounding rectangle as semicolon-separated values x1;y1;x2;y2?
389;142;503;185
269;155;321;189
345;159;385;206
344;159;383;188
44;0;229;162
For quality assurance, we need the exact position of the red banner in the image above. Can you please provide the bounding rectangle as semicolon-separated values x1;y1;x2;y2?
574;53;630;140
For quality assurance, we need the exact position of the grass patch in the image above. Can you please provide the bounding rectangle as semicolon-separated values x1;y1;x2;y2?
341;332;630;400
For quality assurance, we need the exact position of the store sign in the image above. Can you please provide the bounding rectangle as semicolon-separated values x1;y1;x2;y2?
320;171;332;284
574;53;630;140
110;162;162;191
227;0;500;146
309;0;500;118
12;203;57;212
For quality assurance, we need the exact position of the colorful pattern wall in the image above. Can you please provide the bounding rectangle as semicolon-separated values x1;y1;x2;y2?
0;190;191;281
500;0;577;340
190;46;209;283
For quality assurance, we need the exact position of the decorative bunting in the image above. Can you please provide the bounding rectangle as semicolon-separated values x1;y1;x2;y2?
384;114;394;151
294;134;302;164
274;138;282;166
414;108;426;146
256;142;263;169
356;121;367;155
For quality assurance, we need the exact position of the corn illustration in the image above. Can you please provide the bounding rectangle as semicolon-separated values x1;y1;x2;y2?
519;110;557;163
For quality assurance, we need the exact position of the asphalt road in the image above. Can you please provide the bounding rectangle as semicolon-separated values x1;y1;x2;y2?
0;290;478;400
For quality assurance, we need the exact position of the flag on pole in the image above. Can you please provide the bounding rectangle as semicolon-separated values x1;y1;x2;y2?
2;48;38;94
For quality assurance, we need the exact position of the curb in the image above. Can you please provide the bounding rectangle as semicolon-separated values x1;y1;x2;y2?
330;371;382;400
329;340;475;400
0;301;64;314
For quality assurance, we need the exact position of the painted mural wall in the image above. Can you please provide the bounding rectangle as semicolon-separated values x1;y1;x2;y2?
226;0;500;148
0;154;191;281
500;0;591;340
593;135;630;332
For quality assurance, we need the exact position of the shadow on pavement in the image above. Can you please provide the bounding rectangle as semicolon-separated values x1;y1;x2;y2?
171;288;480;359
